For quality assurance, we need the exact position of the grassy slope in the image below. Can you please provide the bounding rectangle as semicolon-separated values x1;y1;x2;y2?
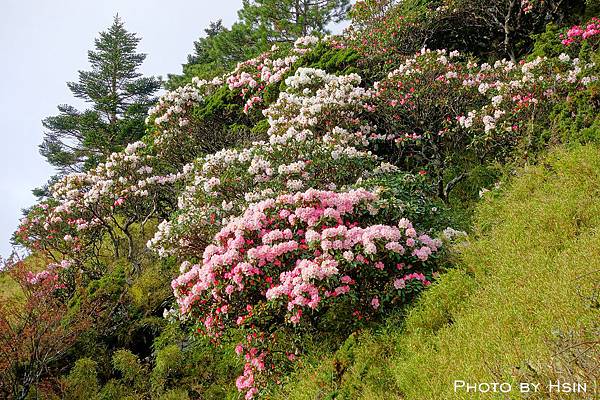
0;273;20;301
274;145;600;400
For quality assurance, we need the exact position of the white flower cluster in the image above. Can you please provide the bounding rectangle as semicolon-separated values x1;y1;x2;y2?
146;37;324;151
148;85;202;126
51;142;183;208
148;68;394;258
277;161;306;175
146;77;225;155
459;54;596;137
293;35;320;54
266;68;370;139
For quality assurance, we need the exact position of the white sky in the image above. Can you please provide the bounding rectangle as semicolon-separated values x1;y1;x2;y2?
0;0;242;258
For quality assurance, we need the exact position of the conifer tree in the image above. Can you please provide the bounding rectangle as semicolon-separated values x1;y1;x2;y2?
168;0;351;87
40;15;161;172
239;0;351;42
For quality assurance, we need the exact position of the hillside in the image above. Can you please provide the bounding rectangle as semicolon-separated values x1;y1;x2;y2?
1;1;599;399
275;145;600;399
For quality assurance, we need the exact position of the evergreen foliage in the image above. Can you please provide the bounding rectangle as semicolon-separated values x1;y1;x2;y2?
239;0;351;41
167;0;352;88
40;16;161;172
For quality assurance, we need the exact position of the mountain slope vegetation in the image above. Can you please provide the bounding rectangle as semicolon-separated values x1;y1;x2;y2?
1;0;599;399
275;144;600;399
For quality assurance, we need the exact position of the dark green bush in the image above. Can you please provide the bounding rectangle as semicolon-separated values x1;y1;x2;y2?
64;358;100;400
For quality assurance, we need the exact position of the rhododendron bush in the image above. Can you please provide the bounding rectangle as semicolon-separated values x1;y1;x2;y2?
0;259;98;399
171;188;444;397
561;17;600;49
372;47;598;199
148;67;400;258
15;141;180;273
15;198;100;258
373;49;491;199
455;54;598;152
145;37;323;167
346;0;432;75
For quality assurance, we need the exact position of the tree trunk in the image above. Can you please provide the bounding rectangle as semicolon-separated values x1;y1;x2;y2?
504;0;518;62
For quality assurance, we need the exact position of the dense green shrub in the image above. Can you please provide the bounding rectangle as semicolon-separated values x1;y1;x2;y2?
112;350;148;390
64;358;100;400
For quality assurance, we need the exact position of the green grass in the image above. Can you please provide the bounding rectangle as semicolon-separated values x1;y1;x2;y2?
273;144;600;400
0;272;21;301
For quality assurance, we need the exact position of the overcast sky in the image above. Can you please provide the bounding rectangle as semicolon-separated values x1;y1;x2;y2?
0;0;243;258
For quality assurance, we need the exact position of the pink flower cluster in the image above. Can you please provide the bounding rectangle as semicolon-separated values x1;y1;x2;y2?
394;272;431;289
26;259;72;288
14;199;97;255
226;40;326;114
561;18;600;46
171;188;442;398
234;345;265;399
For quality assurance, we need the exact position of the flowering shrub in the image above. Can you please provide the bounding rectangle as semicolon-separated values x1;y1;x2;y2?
14;198;102;259
226;39;313;114
345;1;432;75
561;17;600;49
25;259;72;287
455;54;598;154
145;37;324;167
0;259;98;399
171;188;443;398
16;141;181;263
373;49;493;199
146;78;223;160
370;46;598;199
148;67;395;258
